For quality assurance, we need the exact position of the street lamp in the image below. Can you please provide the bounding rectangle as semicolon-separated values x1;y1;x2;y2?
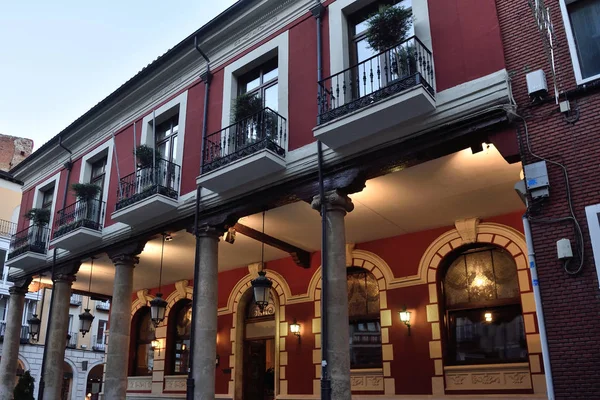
251;271;272;311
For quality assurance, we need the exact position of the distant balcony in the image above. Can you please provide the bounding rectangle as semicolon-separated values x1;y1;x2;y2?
70;294;83;306
92;335;106;352
315;36;436;149
5;225;49;271
0;219;17;239
112;159;181;226
0;323;30;344
96;300;110;311
50;198;105;252
67;331;77;349
197;107;287;193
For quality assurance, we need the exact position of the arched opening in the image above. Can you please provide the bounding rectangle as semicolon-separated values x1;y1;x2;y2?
61;361;73;400
441;245;527;365
15;360;25;377
234;287;279;400
128;306;155;376
165;299;192;375
347;267;382;370
86;363;104;400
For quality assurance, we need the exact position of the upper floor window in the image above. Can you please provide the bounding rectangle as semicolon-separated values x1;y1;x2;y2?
443;246;527;365
562;0;600;83
155;115;179;164
41;187;54;210
0;297;7;322
97;320;107;343
90;157;107;199
347;267;382;369
238;59;279;112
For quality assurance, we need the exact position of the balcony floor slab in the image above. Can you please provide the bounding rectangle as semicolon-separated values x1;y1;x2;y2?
111;194;179;226
50;227;102;252
5;251;46;272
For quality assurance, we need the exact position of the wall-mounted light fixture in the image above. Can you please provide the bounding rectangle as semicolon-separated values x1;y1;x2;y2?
216;354;220;367
399;306;412;336
290;318;301;341
223;227;236;244
151;336;161;356
484;312;493;323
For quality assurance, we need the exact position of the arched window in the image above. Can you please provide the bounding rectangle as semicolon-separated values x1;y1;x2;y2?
130;307;154;376
166;300;192;375
347;267;382;369
442;246;527;365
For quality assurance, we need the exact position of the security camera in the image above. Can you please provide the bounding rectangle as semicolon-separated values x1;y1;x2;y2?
514;180;528;206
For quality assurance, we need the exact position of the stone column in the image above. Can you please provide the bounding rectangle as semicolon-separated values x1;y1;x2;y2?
43;273;76;400
0;282;30;400
104;248;141;400
192;225;220;400
312;190;354;400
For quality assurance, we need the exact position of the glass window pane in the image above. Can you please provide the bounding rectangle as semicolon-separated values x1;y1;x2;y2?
263;66;278;83
444;256;469;306
568;0;600;79
466;251;496;303
263;84;278;111
493;250;520;299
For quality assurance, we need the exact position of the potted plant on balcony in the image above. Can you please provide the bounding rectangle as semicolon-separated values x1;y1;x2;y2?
134;144;160;168
231;92;263;123
13;370;35;400
24;208;50;226
231;93;264;148
365;5;417;78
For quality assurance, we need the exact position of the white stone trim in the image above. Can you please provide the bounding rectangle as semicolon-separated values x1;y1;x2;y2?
327;0;433;80
585;203;600;289
139;90;188;196
557;0;600;85
78;139;114;227
31;171;61;233
221;31;290;150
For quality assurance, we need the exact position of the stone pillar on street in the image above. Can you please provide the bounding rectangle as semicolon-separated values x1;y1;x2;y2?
43;272;76;400
0;281;31;400
105;243;144;400
312;190;354;400
192;225;221;400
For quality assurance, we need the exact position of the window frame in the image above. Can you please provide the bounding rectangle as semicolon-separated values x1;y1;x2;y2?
558;0;600;84
31;172;61;234
79;140;114;229
585;203;600;288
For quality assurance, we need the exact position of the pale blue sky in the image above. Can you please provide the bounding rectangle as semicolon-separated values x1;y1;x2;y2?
0;0;237;150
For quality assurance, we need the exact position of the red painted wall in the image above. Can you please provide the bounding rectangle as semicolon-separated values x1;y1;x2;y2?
428;0;506;91
180;82;205;195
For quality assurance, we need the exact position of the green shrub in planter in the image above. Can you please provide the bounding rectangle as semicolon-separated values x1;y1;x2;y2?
71;183;101;201
365;5;413;53
14;370;35;400
24;208;50;226
134;145;161;168
231;92;264;123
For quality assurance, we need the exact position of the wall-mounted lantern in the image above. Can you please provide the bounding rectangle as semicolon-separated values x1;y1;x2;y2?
399;305;412;336
290;318;301;341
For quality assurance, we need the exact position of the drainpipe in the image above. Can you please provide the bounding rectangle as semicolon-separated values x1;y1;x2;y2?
522;215;555;400
312;2;331;400
38;136;73;400
187;37;211;400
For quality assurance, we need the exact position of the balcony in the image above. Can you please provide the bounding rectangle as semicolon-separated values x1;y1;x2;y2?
20;326;29;344
92;335;106;352
70;294;83;306
50;198;105;252
0;219;16;239
0;321;4;341
112;159;181;226
314;36;436;149
197;108;287;193
5;225;49;271
96;300;110;311
67;331;77;349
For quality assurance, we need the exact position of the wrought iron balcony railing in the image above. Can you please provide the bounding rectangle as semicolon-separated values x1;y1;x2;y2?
202;107;287;173
115;158;181;211
7;225;49;261
70;294;83;306
67;331;78;349
0;219;17;238
19;325;29;344
53;198;105;239
92;335;106;352
96;300;110;311
317;36;434;125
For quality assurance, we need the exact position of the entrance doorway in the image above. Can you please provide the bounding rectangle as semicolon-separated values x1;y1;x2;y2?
241;292;276;400
61;362;73;400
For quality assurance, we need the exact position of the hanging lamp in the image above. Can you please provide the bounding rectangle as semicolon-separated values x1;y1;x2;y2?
79;258;95;337
150;233;168;327
28;274;42;341
251;211;272;311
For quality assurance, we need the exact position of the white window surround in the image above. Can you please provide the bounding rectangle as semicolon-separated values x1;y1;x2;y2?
585;203;600;288
31;172;61;233
221;31;290;144
328;0;433;80
558;0;600;85
140;90;188;195
78;140;115;227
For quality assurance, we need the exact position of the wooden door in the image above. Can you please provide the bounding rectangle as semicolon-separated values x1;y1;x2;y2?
243;340;266;400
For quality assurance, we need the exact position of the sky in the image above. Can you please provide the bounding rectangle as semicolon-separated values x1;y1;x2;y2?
0;0;238;150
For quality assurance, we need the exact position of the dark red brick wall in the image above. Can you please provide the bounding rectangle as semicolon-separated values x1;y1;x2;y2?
0;134;33;172
496;1;600;398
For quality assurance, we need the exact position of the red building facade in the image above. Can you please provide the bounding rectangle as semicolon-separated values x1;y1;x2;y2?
1;0;598;399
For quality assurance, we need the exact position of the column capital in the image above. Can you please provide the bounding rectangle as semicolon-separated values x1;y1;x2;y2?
8;285;28;296
9;277;32;295
197;224;225;239
107;240;146;265
311;189;354;214
53;273;77;285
